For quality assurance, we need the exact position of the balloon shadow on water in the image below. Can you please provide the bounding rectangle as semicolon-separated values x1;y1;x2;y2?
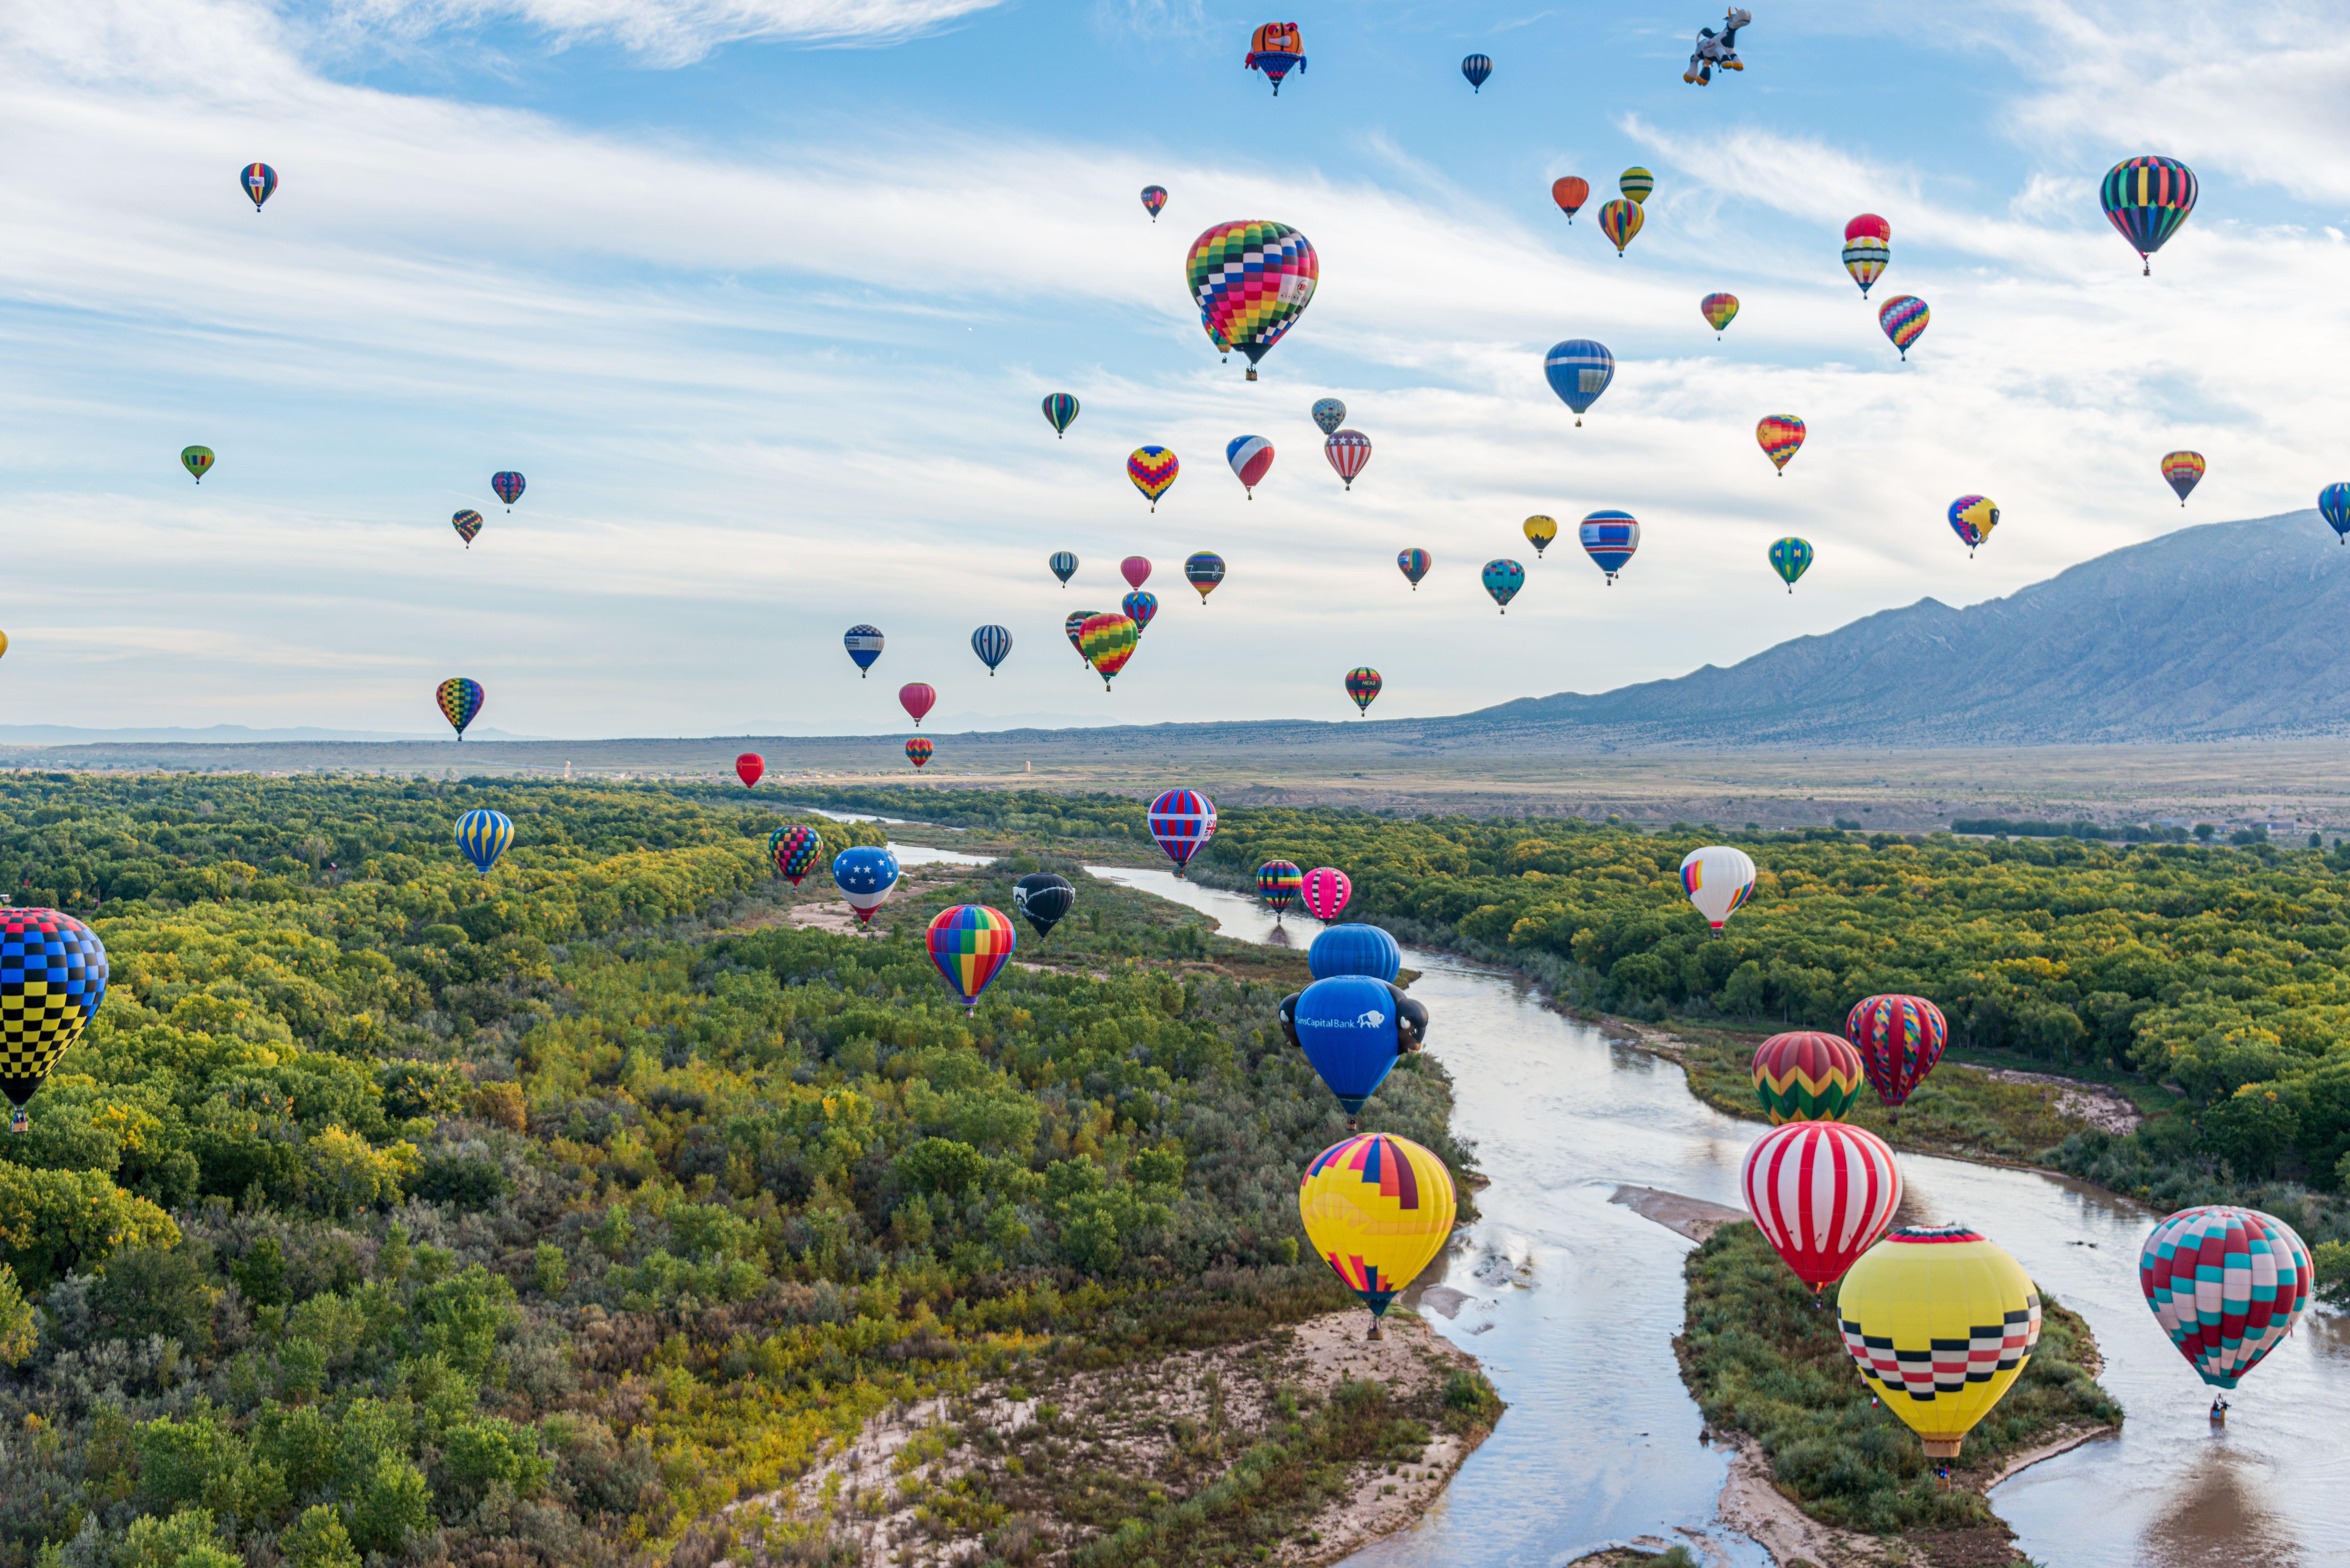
2139;1444;2300;1568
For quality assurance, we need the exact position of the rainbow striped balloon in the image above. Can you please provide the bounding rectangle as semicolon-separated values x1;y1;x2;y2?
2161;450;2205;507
1128;446;1179;510
1079;613;1138;687
1878;295;1929;360
1345;667;1382;714
1750;1031;1866;1125
1397;548;1430;590
905;736;933;769
1846;993;1948;1112
1757;415;1805;474
2101;156;2197;275
925;904;1016;1011
1257;860;1304;913
1597;198;1643;256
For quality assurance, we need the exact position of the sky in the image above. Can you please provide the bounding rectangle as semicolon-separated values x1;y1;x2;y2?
2;0;2344;739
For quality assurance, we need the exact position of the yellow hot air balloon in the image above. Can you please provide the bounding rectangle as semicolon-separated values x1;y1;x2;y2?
1522;515;1558;557
1298;1132;1456;1339
1836;1224;2042;1460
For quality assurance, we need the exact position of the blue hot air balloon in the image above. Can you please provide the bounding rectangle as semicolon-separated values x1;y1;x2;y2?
1049;551;1078;585
1544;339;1614;426
971;624;1012;675
1461;54;1493;92
843;624;884;678
1312;398;1346;436
455;809;512;873
832;846;901;926
1291;975;1401;1118
2323;484;2350;544
1309;923;1403;983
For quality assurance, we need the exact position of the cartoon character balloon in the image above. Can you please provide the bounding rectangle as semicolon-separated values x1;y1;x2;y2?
1147;788;1216;876
1308;924;1401;983
1838;1226;2041;1458
455;809;513;875
1482;558;1525;613
436;678;484;740
1679;844;1756;929
1187;220;1318;380
1751;1031;1866;1124
0;909;109;1132
1578;511;1638;585
1292;976;1404;1121
1244;23;1307;95
2140;1206;2312;1388
1129;446;1179;510
1544;340;1614;425
1757;415;1805;475
926;905;1016;1013
1299;1132;1456;1338
1741;1119;1902;1290
1846;994;1948;1119
2101;156;2197;275
1227;435;1275;497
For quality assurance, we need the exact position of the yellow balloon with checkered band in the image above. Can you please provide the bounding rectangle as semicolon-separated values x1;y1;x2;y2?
1835;1224;2041;1459
0;908;109;1133
1298;1132;1456;1339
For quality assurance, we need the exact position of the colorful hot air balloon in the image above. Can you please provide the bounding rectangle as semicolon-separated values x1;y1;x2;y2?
1550;176;1590;223
1838;1226;2042;1459
1188;220;1318;380
1482;558;1524;613
1129;446;1179;510
1309;924;1401;983
1544;339;1614;425
1299;1132;1456;1338
1522;516;1558;558
2140;1207;2313;1389
436;677;484;740
844;624;885;678
1065;611;1095;663
455;809;513;875
1148;788;1216;876
2323;484;2350;544
1619;167;1654;203
898;683;936;727
241;162;277;211
1323;430;1371;491
1122;590;1159;633
1140;185;1167;222
832;846;900;925
2161;451;2206;506
0;909;108;1133
735;752;763;790
1597;198;1643;257
1679;844;1756;930
1741;1119;1901;1290
1042;393;1079;438
1292;976;1403;1119
1396;548;1430;591
1846;994;1948;1118
181;446;214;484
1245;23;1306;94
1843;214;1891;295
1461;53;1492;91
1312;398;1346;436
1345;667;1381;715
1877;296;1928;360
1012;872;1075;938
1301;867;1351;922
1701;292;1739;338
771;824;823;885
1049;551;1078;585
1227;435;1275;498
1120;556;1152;591
2102;156;2197;275
1080;612;1139;688
1769;536;1813;592
1751;1032;1866;1125
971;625;1012;676
1947;495;1998;556
491;471;525;511
926;905;1016;1012
1756;415;1805;475
1578;510;1639;585
452;509;483;547
905;736;934;769
1184;552;1226;602
1257;860;1304;915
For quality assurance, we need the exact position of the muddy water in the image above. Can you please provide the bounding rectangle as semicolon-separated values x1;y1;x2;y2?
1074;863;2350;1568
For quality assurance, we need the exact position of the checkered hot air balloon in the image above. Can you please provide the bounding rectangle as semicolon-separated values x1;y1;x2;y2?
1257;860;1303;916
1701;292;1740;338
844;624;885;678
455;809;513;874
1597;198;1643;257
1049;551;1078;585
1187;219;1318;380
1345;667;1381;715
1396;548;1429;590
1741;1119;1902;1290
1079;613;1138;688
925;905;1015;1012
971;624;1012;675
1324;430;1370;491
0;909;107;1133
769;825;823;885
1184;552;1225;603
1139;185;1167;222
1301;866;1351;922
1578;511;1639;585
1147;789;1215;875
1757;415;1805;475
1838;1226;2040;1460
1543;340;1613;425
1522;516;1557;557
1750;1031;1866;1125
1878;295;1929;360
2140;1206;2312;1389
1769;536;1813;592
1843;214;1891;294
452;509;483;547
1481;559;1524;613
2101;156;2197;275
436;677;484;740
1227;435;1274;498
1846;994;1948;1118
241;162;277;211
2161;451;2205;507
491;471;525;511
1128;447;1179;510
1299;1133;1456;1338
1122;591;1158;634
1947;495;1999;557
1042;393;1078;438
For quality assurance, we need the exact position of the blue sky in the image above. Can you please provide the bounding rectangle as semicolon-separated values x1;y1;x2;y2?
1;1;2342;739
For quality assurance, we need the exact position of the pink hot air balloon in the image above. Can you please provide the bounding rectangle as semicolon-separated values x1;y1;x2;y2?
1122;556;1153;590
1740;1119;1903;1292
1301;867;1351;922
899;682;936;727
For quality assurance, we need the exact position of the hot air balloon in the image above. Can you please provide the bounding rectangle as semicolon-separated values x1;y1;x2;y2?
1751;1031;1866;1125
241;162;277;211
1544;339;1614;425
2324;484;2350;544
1397;548;1430;590
1701;292;1739;337
1947;495;1998;556
1597;198;1644;257
1578;511;1639;585
1522;516;1557;558
771;825;823;885
735;753;764;789
1345;667;1382;716
1312;398;1346;436
1293;976;1405;1123
1065;611;1096;663
1324;430;1370;490
844;625;884;678
1846;994;1947;1120
0;632;10;660
1129;447;1179;510
1756;415;1805;475
1482;559;1524;613
1257;861;1303;916
1122;590;1159;633
1769;536;1813;592
1843;214;1891;295
1461;53;1492;91
1188;220;1318;380
0;909;108;1133
1119;556;1152;591
926;905;1016;1013
1741;1119;1901;1290
1140;185;1167;222
1309;924;1401;983
832;846;900;925
905;735;933;767
491;471;525;511
1184;552;1226;603
972;624;1012;675
1877;296;1928;360
1012;872;1075;938
1679;844;1756;930
1042;393;1079;438
1245;22;1307;94
181;446;214;484
1148;788;1216;876
1227;435;1275;498
1619;167;1654;203
436;677;484;741
456;809;513;875
1080;612;1139;688
2161;451;2205;506
899;683;936;727
452;510;483;547
1300;1132;1456;1338
2102;156;2197;275
1050;551;1079;585
1551;176;1590;223
2140;1206;2313;1389
1301;866;1351;922
1838;1225;2041;1459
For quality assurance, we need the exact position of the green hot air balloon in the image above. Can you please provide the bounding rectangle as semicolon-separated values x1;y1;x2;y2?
1769;537;1814;593
181;446;215;484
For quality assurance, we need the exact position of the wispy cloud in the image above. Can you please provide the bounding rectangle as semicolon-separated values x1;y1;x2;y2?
321;0;1007;64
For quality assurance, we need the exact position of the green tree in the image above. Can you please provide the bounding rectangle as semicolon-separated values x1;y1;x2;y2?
281;1504;363;1568
347;1455;432;1555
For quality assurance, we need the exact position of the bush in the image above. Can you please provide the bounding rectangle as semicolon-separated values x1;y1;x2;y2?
347;1454;432;1555
281;1504;362;1568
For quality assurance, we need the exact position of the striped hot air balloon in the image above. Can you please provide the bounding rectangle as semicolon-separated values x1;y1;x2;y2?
1597;198;1643;256
769;825;823;885
1324;430;1371;491
1139;185;1167;222
971;624;1012;675
2140;1206;2312;1389
2101;156;2197;275
1227;434;1275;497
1079;612;1138;688
1397;548;1430;591
1184;552;1226;602
1042;393;1079;438
1756;415;1806;475
1128;446;1179;510
2323;484;2350;544
1065;611;1096;663
1947;495;1999;556
455;809;513;875
1741;1119;1902;1290
1460;53;1492;91
1148;789;1216;875
1481;559;1524;613
1257;860;1304;915
1618;167;1654;203
1843;214;1891;295
1769;536;1814;592
2161;451;2205;506
1839;1226;2041;1460
1578;510;1639;585
1345;667;1381;715
1544;340;1613;425
1701;292;1739;338
1299;1133;1457;1338
1846;994;1948;1118
436;677;484;740
1301;867;1351;922
1049;551;1078;585
1878;295;1929;360
1750;1031;1866;1124
1679;844;1756;929
926;905;1015;1011
241;162;277;211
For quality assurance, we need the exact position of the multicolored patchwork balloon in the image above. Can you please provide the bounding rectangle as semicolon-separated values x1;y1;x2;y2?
1396;548;1430;591
1578;510;1638;585
1701;292;1739;337
770;825;823;885
925;904;1016;1012
1140;185;1167;222
2102;156;2197;275
0;909;108;1133
2161;451;2205;507
1948;495;1999;556
1551;176;1589;222
1042;393;1078;438
1757;415;1805;475
1769;536;1813;592
1345;667;1381;714
455;809;513;875
1128;446;1179;510
1543;340;1613;425
1750;1031;1866;1124
1877;295;1928;360
1301;866;1351;922
436;677;484;740
1079;612;1138;687
1299;1133;1456;1337
1521;516;1557;557
1121;590;1158;633
1186;220;1318;380
1324;430;1371;491
1312;397;1346;435
1843;214;1891;295
452;509;483;547
1845;993;1948;1115
1482;558;1524;613
1741;1119;1902;1289
1184;552;1225;602
1838;1226;2040;1459
1257;860;1304;914
2139;1206;2312;1389
844;624;884;678
1597;198;1643;256
1227;435;1274;497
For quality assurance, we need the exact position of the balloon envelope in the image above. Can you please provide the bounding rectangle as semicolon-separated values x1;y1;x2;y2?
1324;430;1370;489
905;737;933;769
181;446;214;483
1837;1225;2041;1458
1757;415;1805;473
1701;292;1739;335
1751;1032;1865;1124
1140;185;1167;219
972;624;1012;673
1121;555;1152;590
844;625;885;676
451;509;482;546
1292;975;1401;1114
0;909;109;1131
436;677;484;738
1948;495;1999;554
1128;447;1179;508
735;753;763;789
1482;559;1524;611
241;162;277;210
456;809;513;874
926;904;1017;1010
1846;994;1948;1110
1050;551;1078;585
1301;867;1351;922
2324;484;2350;542
1769;537;1814;590
2101;156;2197;273
770;825;823;885
1079;613;1138;686
1299;1133;1456;1321
1741;1119;1901;1288
1521;515;1557;556
1309;924;1401;983
491;471;526;507
1460;53;1491;89
1679;845;1756;929
1122;590;1158;633
1042;393;1079;437
1396;548;1430;589
1579;511;1638;583
1596;198;1643;255
1543;340;1614;422
1227;435;1275;495
1147;789;1216;874
1184;552;1226;601
1345;667;1381;714
1311;397;1346;435
899;682;936;726
1187;220;1318;376
1619;167;1654;202
1878;295;1929;358
1257;860;1303;913
1012;872;1076;938
2139;1206;2312;1389
2161;451;2205;506
1551;176;1589;220
832;846;900;924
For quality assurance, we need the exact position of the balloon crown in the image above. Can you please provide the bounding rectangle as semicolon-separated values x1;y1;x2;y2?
1883;1224;1984;1244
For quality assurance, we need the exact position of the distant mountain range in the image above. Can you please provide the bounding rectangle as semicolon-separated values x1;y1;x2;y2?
0;725;546;745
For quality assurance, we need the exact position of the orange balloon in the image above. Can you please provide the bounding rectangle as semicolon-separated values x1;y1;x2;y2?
1551;176;1590;222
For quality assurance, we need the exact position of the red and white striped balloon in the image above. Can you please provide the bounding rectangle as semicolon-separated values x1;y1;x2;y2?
1324;430;1372;491
1741;1120;1902;1289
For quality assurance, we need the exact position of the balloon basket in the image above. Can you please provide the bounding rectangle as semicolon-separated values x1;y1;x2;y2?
1922;1438;1962;1460
1246;368;1258;382
9;1111;24;1134
1366;1322;1383;1341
